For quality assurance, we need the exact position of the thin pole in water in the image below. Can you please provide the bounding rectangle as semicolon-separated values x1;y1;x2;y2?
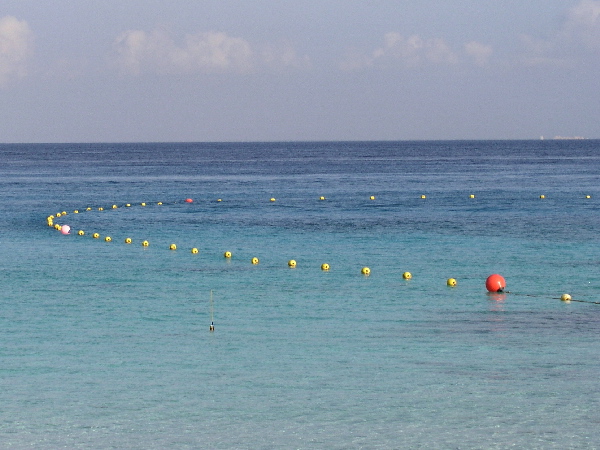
209;290;215;332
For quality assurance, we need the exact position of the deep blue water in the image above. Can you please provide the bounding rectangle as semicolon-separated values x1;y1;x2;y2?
1;141;600;448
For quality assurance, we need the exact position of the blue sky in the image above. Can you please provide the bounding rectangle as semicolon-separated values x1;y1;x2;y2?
1;1;598;142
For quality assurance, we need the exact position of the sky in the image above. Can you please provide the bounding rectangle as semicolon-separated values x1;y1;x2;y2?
1;0;599;142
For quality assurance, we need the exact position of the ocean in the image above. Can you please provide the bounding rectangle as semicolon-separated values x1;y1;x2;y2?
1;140;599;448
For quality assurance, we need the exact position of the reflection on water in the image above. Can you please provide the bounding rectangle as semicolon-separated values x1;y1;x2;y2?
487;292;507;311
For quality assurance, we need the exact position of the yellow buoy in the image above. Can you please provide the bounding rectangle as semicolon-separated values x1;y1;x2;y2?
78;230;85;236
124;237;132;244
321;263;330;271
251;257;260;265
539;195;545;199
98;207;104;211
74;210;79;214
469;194;475;199
224;251;232;258
217;198;222;202
54;224;61;230
421;195;426;199
191;247;199;254
403;272;412;280
112;204;118;209
141;202;146;206
169;244;177;250
447;278;457;287
126;204;131;207
142;240;149;247
370;195;375;200
288;259;297;268
93;233;100;239
105;236;112;242
270;198;276;202
361;267;370;275
56;212;62;218
560;293;572;303
157;202;163;205
86;207;92;211
61;211;67;216
585;195;591;199
319;196;325;201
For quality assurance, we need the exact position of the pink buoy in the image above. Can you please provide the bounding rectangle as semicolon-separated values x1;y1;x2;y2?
60;225;71;235
185;198;193;203
486;274;506;293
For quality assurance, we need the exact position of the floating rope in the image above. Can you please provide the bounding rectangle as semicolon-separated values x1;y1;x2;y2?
505;291;600;305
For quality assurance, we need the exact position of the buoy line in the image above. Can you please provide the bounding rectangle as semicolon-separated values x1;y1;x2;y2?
45;192;596;233
45;200;600;304
45;192;595;219
47;197;337;272
484;274;598;305
503;292;600;305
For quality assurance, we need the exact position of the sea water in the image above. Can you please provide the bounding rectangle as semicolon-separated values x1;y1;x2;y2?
1;141;600;448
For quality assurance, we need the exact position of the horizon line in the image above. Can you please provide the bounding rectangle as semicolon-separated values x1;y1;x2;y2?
1;138;597;145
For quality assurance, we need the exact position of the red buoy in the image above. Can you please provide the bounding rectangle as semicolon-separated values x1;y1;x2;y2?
185;198;193;203
486;274;506;293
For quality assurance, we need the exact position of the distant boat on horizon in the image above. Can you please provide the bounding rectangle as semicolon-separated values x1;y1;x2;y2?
540;135;586;140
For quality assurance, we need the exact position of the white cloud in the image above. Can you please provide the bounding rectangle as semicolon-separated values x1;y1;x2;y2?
339;32;496;71
337;49;374;71
260;43;311;70
464;41;493;67
424;38;459;65
372;32;458;67
114;29;253;74
517;1;600;66
0;16;33;86
562;0;600;49
517;34;566;67
113;28;310;75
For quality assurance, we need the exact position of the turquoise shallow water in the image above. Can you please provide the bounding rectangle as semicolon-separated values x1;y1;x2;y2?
1;141;600;448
